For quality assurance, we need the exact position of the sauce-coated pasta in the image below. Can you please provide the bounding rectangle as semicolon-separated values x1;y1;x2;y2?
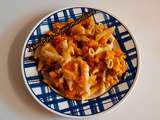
34;17;127;100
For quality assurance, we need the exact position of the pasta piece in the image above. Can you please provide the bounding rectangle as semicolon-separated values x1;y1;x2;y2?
62;40;74;64
95;23;106;33
43;79;53;87
84;83;91;97
106;59;114;69
67;18;75;23
99;82;106;95
95;27;115;42
65;89;76;99
62;68;77;81
61;39;68;50
102;70;106;82
71;42;82;55
68;58;90;95
82;83;99;100
74;35;90;42
37;61;43;71
89;74;97;86
107;34;115;44
34;46;42;59
104;82;111;91
88;16;95;25
67;80;73;91
90;84;99;96
92;67;99;74
114;48;123;57
59;76;64;84
78;58;90;81
105;50;115;59
88;48;95;56
41;43;63;63
108;42;113;50
80;16;96;36
95;46;110;55
49;71;58;80
106;75;117;86
71;24;85;35
53;22;65;29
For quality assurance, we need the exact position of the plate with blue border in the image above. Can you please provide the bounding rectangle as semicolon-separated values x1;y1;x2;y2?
21;6;139;118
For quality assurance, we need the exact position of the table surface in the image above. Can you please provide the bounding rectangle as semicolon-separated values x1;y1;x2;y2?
0;0;160;120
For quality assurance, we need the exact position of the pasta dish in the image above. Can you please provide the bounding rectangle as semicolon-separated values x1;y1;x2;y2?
34;16;127;100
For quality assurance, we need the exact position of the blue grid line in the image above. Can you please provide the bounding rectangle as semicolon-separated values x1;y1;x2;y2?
30;34;46;40
95;97;105;112
28;38;38;42
67;100;78;115
47;91;60;111
24;56;34;61
28;81;40;85
40;87;48;102
126;71;136;87
101;20;121;27
24;61;35;65
47;17;54;31
114;86;123;101
129;54;137;59
26;75;42;81
63;10;69;21
53;13;59;22
28;80;43;86
28;37;38;43
120;31;130;36
76;101;85;115
36;25;42;36
108;89;119;104
36;88;60;111
29;81;46;88
121;36;132;42
68;8;77;20
81;7;86;13
37;94;66;103
125;48;136;54
24;63;36;68
88;100;98;114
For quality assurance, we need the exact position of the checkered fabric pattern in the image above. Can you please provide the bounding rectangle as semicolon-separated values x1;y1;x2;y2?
22;7;138;116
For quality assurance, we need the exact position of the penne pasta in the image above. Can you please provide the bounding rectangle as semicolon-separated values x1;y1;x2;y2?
95;27;115;42
106;59;114;69
99;82;106;95
71;24;86;35
41;43;63;63
34;16;127;100
95;23;106;33
88;48;95;56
